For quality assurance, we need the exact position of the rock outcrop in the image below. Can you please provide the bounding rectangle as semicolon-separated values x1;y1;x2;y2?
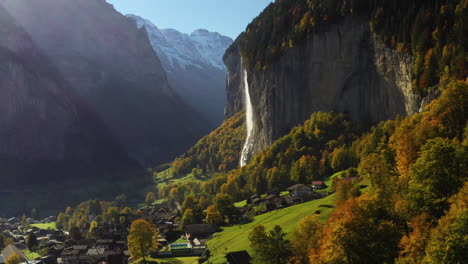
225;18;419;161
2;0;207;167
128;15;233;127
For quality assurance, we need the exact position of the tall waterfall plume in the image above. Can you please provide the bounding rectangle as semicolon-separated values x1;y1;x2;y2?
240;69;254;167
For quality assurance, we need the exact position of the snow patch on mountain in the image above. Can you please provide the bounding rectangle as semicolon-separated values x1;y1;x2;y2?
127;14;232;71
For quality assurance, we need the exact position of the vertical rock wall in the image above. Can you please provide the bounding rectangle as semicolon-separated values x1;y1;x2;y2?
226;18;419;162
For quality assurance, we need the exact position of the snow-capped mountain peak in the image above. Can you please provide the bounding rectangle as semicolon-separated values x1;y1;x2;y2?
127;14;233;71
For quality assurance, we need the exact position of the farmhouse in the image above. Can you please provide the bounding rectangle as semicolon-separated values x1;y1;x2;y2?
226;250;252;264
312;181;327;190
287;184;314;197
184;224;216;239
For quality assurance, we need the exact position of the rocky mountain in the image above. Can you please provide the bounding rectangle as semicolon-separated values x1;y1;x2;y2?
226;19;418;163
127;15;233;127
225;0;467;164
0;3;138;186
2;0;207;167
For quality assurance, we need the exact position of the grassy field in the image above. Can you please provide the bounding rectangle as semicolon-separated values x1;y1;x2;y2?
24;249;41;260
206;194;336;264
135;257;199;264
155;169;203;190
31;222;57;230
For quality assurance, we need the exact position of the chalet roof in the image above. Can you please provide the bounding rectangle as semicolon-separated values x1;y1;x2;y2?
312;181;326;185
184;224;216;235
287;184;309;191
1;244;27;262
96;239;113;244
62;249;80;256
73;245;89;251
87;248;105;256
226;250;252;264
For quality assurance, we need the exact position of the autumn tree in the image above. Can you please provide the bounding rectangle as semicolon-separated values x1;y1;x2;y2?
145;192;156;204
121;207;133;215
89;221;99;233
248;225;270;264
290;215;323;264
205;205;223;226
5;254;21;264
181;209;196;228
358;152;396;204
213;194;237;221
0;234;13;249
423;182;468;263
127;219;160;262
407;138;467;218
290;155;317;183
333;178;361;205
181;195;198;213
396;213;432;264
310;195;401;263
103;207;119;222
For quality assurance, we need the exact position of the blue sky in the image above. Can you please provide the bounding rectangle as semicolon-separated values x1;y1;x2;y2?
106;0;273;39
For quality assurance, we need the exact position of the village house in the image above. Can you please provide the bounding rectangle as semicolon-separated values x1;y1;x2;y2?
184;224;216;240
287;184;314;197
226;250;252;264
312;181;327;190
1;244;27;263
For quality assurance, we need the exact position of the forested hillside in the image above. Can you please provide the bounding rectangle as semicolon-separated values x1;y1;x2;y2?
170;112;246;176
239;0;467;96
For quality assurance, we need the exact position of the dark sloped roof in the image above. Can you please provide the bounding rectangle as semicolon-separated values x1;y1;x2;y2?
184;224;216;234
226;250;251;264
287;184;308;191
0;244;27;262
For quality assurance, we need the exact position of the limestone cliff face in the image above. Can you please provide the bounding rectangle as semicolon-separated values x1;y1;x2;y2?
3;0;207;166
225;18;419;159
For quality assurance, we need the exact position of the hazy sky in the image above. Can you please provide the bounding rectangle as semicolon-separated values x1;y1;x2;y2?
106;0;273;39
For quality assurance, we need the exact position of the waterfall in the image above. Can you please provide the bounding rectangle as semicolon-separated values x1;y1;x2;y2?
240;69;254;167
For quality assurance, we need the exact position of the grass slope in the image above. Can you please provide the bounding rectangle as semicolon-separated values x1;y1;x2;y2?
206;194;336;264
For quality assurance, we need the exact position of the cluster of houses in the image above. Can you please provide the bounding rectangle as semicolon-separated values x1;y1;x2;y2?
0;216;131;264
0;180;342;264
238;181;329;216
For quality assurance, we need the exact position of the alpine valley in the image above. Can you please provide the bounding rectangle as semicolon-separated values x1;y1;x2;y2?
0;0;466;264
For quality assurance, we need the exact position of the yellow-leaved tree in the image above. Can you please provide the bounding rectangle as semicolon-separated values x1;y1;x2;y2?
5;254;21;264
127;219;159;262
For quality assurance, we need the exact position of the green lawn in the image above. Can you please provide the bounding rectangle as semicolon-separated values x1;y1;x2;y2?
31;222;57;230
234;200;247;207
135;257;199;264
24;250;41;260
206;194;336;264
155;169;202;189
